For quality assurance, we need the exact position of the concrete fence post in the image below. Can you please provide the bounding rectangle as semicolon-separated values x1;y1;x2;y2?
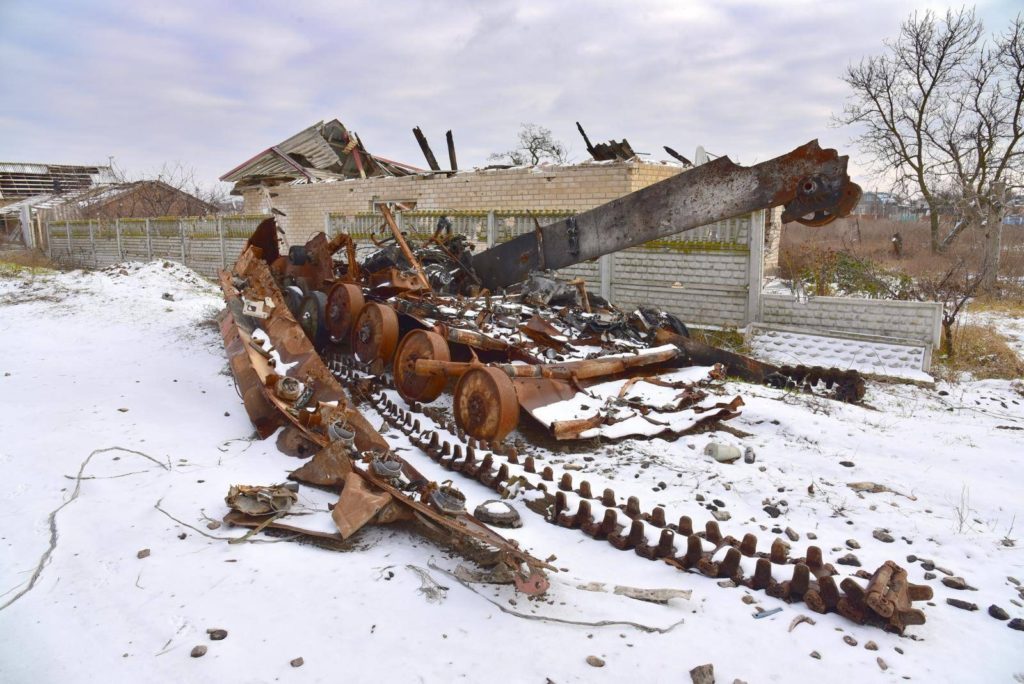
88;220;95;267
218;216;226;268
179;219;186;265
66;220;73;260
745;210;766;326
486;211;497;248
115;219;122;261
145;218;153;259
599;254;613;302
324;212;332;239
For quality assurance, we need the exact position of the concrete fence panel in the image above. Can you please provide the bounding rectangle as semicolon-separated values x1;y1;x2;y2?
760;294;943;348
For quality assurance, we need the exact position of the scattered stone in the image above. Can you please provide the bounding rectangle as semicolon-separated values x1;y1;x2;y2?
877;657;888;672
718;579;737;588
712;509;731;522
872;529;895;543
864;641;878;651
290;657;304;668
695;494;705;502
936;566;954;576
906;554;917;563
946;598;978;611
1008;618;1024;631
741;595;755;605
177;532;187;540
763;505;781;518
206;521;221;530
206;629;227;641
1012;599;1023;608
843;636;857;647
846;539;860;549
713;499;725;507
785;527;799;542
839;461;855;468
854;569;872;579
190;646;207;658
136;548;150;559
689;663;714;684
162;292;175;301
941;576;967;590
920;560;935;571
924;572;936;580
117;407;129;413
810;651;821;660
988;605;1010;621
1009;576;1020;586
743;446;756;464
837;553;861;567
586;656;605;668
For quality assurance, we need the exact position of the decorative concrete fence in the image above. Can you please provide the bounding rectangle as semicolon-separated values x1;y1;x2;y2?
45;216;266;278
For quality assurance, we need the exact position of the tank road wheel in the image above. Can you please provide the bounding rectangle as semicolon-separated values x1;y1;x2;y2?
394;330;450;403
351;302;400;365
454;366;519;442
298;291;328;349
325;282;365;343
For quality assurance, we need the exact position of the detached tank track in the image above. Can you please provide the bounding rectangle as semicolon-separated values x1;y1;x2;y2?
766;365;866;403
327;356;924;632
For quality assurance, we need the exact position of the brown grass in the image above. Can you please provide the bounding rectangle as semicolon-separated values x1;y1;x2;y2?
934;323;1024;381
0;249;55;269
780;216;1024;284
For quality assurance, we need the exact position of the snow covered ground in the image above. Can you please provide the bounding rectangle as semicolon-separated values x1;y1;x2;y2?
1;262;1022;683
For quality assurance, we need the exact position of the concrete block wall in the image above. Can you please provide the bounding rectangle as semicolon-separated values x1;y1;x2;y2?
760;294;942;347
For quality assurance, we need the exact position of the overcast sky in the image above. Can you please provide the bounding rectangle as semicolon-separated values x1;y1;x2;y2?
1;1;1020;193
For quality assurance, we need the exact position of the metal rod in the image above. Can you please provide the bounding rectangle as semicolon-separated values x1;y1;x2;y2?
378;204;431;290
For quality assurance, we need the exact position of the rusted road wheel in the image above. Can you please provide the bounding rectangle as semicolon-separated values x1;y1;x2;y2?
454;366;519;441
394;329;450;403
325;282;365;343
351;301;400;365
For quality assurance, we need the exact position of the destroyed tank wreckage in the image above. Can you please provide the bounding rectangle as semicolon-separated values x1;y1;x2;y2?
218;140;932;632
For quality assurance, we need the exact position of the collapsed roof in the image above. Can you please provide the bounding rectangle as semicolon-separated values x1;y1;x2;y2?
220;120;423;192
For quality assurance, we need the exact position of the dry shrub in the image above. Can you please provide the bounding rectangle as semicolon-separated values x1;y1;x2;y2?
934;323;1024;381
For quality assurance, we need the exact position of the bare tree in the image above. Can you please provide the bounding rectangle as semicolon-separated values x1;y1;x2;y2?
489;123;569;166
107;161;230;215
913;258;988;357
835;8;1024;288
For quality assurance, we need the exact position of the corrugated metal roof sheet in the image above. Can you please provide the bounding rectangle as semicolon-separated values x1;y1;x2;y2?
0;163;117;199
